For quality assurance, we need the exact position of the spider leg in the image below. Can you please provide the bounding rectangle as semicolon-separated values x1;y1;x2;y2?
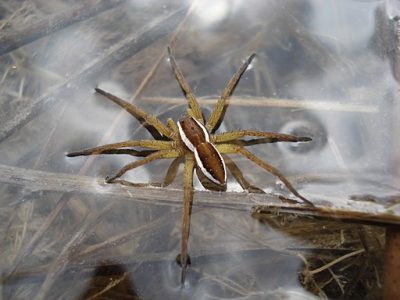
186;108;198;120
216;144;314;207
67;140;173;157
206;53;256;133
112;156;182;188
167;46;204;123
180;154;195;284
167;117;179;132
223;154;264;193
95;88;172;138
106;149;180;183
212;130;311;143
71;149;155;157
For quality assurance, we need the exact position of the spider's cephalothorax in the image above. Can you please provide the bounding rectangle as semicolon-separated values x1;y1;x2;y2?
67;46;314;284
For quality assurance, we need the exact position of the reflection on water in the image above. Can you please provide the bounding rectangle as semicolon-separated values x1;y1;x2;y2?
0;0;397;299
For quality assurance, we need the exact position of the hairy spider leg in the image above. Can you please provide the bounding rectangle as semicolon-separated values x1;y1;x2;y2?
167;117;179;132
67;140;174;157
106;149;181;183
216;144;314;207
112;156;183;188
95;88;173;139
180;154;195;284
69;148;155;157
167;46;204;123
222;154;264;193
212;130;312;144
206;53;256;133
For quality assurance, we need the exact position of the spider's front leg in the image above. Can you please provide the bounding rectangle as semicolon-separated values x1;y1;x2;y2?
206;53;256;133
216;144;314;207
105;149;180;183
167;46;204;123
67;140;173;157
95;87;173;139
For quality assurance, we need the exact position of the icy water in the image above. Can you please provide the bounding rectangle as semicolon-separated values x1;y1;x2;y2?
0;0;398;299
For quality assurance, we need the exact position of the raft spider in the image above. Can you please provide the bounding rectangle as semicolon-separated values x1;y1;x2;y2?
67;46;314;284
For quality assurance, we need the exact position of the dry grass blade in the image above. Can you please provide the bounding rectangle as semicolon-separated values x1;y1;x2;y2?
6;194;71;276
77;210;182;260
308;249;365;276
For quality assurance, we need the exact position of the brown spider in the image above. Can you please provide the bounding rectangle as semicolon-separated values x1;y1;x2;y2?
67;46;314;284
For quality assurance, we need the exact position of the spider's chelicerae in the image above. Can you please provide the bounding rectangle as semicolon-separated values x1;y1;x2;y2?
67;46;314;284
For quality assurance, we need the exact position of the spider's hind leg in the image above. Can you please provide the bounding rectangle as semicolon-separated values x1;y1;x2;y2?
106;149;180;183
113;157;182;188
223;155;264;193
212;130;312;144
216;144;314;207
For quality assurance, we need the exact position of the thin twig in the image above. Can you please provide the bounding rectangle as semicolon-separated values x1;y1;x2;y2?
309;249;365;275
324;260;345;294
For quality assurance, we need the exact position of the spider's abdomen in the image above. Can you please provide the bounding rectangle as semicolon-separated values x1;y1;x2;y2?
177;116;226;185
194;142;226;185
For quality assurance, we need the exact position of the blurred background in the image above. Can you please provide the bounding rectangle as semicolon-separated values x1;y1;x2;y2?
0;0;398;299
